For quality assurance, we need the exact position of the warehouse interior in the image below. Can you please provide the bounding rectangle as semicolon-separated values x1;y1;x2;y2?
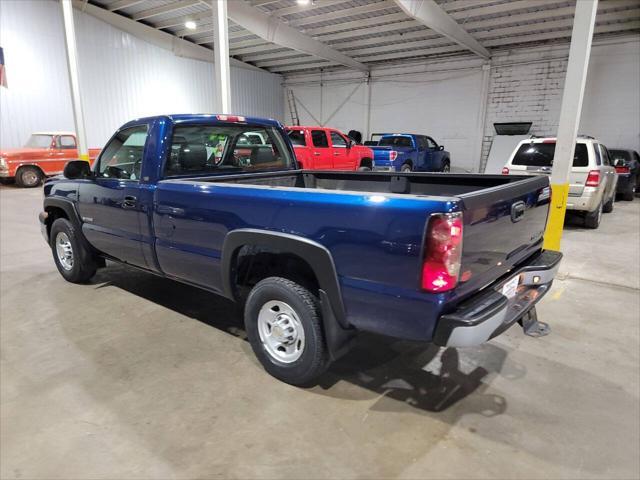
0;0;639;479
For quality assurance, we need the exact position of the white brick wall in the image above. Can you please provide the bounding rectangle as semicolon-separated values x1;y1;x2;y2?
480;49;569;171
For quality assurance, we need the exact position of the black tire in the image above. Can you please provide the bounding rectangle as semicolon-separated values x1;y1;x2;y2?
622;189;635;201
357;166;371;171
49;218;97;283
603;194;614;213
15;166;43;188
584;201;602;229
400;164;412;173
441;161;451;173
244;277;329;386
358;158;372;171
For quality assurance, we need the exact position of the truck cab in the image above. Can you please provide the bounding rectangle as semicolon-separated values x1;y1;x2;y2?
368;133;451;173
285;126;373;170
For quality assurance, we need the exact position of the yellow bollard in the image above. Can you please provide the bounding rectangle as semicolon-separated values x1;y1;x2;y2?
543;183;570;251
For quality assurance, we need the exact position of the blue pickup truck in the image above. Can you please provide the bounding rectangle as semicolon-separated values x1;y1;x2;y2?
367;133;451;172
39;114;561;386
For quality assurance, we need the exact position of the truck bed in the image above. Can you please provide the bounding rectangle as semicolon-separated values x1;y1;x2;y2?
185;169;537;198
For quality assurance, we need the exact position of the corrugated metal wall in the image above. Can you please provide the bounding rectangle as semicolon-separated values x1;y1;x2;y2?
0;0;284;149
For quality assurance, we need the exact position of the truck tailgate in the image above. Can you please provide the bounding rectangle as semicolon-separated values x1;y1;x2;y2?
454;175;551;301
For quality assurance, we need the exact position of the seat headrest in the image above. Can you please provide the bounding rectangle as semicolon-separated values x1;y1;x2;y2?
179;144;207;170
250;146;275;165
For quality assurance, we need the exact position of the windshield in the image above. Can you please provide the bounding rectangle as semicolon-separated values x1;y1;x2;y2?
165;124;294;177
25;134;54;148
512;142;589;167
379;136;413;148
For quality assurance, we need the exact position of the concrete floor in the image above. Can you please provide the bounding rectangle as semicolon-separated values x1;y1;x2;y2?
1;184;638;480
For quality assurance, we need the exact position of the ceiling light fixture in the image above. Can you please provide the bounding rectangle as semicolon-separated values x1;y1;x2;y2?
296;0;311;5
184;20;197;30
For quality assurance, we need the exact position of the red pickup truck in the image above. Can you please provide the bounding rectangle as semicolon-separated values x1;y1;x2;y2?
0;132;100;187
286;126;374;171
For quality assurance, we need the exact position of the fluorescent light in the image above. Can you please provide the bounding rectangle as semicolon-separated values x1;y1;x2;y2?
184;20;197;30
296;0;311;5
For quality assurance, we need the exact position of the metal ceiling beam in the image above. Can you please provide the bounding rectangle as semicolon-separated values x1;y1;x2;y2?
132;0;201;22
393;0;490;59
73;1;266;72
107;0;145;12
204;0;368;72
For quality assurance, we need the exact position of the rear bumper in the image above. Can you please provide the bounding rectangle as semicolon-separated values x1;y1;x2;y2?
433;250;562;347
567;186;602;212
616;173;634;192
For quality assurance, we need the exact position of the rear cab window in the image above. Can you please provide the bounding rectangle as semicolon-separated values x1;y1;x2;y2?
164;124;294;177
379;136;413;148
511;142;589;168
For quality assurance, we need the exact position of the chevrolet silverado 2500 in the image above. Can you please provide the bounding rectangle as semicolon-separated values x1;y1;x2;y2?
39;114;561;386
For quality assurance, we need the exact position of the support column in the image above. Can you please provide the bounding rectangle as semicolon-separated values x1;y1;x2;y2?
61;0;89;162
475;61;490;173
363;72;372;142
212;0;231;113
544;0;598;251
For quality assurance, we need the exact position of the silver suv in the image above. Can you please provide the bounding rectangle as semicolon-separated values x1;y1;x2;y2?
503;136;618;229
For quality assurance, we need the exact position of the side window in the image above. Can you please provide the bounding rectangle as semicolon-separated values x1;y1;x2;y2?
426;137;437;149
287;129;306;146
96;125;148;180
311;130;329;148
600;145;611;166
593;144;602;166
634;152;640;162
330;131;347;148
417;137;429;150
58;135;76;149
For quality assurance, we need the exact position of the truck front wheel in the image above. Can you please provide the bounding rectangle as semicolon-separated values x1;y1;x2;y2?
16;166;43;188
244;277;329;386
50;218;98;283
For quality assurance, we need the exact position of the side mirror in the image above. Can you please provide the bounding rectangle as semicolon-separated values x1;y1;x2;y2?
438;145;445;151
63;160;92;179
347;139;353;148
614;158;626;167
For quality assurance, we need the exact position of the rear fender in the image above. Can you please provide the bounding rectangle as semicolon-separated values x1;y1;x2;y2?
221;229;354;360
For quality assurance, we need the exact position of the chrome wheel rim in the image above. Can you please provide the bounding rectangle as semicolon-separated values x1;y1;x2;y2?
22;170;39;186
443;164;450;173
55;232;74;271
257;300;305;363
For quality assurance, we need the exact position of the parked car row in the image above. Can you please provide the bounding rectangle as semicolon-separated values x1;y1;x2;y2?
1;126;453;187
502;135;639;229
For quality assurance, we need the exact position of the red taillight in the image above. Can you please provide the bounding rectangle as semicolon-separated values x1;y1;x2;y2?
502;167;510;175
421;212;463;293
216;114;246;122
389;150;398;161
585;170;600;187
615;166;630;174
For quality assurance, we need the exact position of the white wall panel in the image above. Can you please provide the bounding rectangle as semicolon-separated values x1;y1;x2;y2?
287;62;486;172
0;0;75;148
0;0;283;149
580;39;640;153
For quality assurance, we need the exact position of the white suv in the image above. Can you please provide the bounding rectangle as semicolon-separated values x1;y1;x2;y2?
503;136;618;229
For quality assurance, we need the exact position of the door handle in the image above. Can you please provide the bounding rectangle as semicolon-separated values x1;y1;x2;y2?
313;152;321;156
122;195;137;209
333;152;340;156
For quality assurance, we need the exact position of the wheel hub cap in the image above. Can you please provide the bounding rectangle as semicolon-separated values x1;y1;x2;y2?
55;232;74;271
257;300;305;363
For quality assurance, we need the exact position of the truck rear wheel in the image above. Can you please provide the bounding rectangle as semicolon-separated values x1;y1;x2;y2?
401;164;412;173
50;218;98;283
244;277;329;386
15;166;43;188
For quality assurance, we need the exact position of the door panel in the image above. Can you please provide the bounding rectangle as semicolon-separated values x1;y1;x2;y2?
77;124;149;267
310;129;332;169
329;131;351;170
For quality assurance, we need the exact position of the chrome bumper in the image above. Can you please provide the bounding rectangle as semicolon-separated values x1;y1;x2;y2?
433;250;562;347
